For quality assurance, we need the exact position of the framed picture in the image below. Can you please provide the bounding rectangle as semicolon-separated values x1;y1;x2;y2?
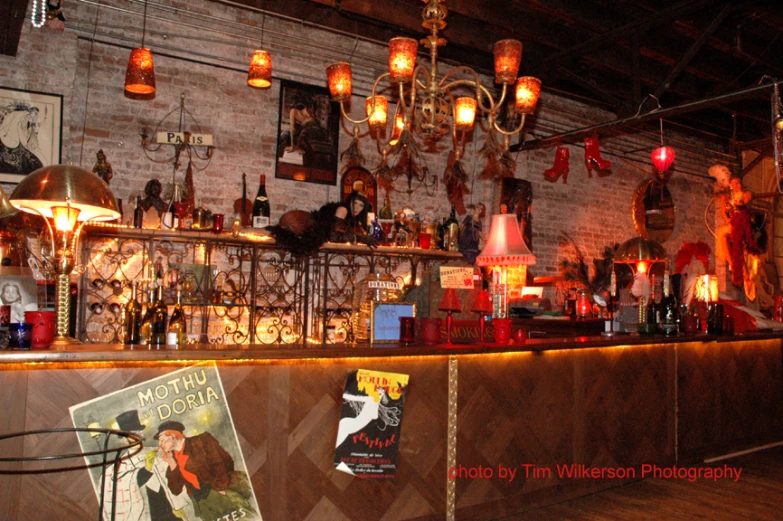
0;87;63;184
370;302;416;344
274;79;339;185
341;165;377;215
0;267;39;323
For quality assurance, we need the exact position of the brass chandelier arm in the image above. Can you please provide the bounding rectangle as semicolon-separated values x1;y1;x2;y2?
493;114;528;136
337;72;393;125
439;66;508;114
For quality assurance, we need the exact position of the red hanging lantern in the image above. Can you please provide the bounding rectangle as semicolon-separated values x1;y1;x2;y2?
651;146;675;173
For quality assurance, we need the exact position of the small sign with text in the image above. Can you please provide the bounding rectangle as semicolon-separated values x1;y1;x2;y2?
440;267;474;289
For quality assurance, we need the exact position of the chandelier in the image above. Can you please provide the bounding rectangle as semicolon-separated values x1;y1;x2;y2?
325;0;541;185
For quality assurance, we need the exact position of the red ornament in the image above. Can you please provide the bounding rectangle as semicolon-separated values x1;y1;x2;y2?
651;146;675;173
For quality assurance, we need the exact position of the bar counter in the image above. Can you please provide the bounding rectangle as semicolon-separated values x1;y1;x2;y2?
2;332;782;521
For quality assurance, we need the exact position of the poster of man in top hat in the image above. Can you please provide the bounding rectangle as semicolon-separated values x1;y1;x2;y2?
69;363;262;521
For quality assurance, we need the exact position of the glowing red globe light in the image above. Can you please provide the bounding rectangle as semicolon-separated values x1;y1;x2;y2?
651;146;675;173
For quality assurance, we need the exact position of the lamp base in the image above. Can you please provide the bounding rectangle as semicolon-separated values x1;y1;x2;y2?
50;335;81;347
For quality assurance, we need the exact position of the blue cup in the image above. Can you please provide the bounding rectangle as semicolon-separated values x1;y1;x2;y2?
8;322;33;349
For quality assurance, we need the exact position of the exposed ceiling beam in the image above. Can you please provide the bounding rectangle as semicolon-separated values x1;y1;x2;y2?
512;82;775;151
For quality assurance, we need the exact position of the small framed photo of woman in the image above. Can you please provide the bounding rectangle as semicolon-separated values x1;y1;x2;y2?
0;267;39;323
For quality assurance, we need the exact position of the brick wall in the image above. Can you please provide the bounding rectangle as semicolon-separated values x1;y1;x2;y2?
1;0;728;294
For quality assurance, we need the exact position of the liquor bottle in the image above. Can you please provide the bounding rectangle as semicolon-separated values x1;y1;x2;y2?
371;216;383;243
123;282;142;344
139;285;156;345
645;274;658;330
658;270;679;335
252;174;271;228
192;200;205;229
438;217;449;250
152;285;168;345
445;205;460;252
167;290;187;346
133;194;145;229
162;186;179;230
378;193;392;220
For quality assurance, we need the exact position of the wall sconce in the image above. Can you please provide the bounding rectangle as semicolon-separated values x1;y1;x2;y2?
10;165;120;346
476;214;536;318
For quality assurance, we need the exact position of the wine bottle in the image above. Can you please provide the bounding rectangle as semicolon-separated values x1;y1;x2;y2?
644;274;658;332
167;290;187;346
252;174;271;228
445;205;460;252
139;285;156;345
438;217;449;250
133;193;144;229
659;270;678;335
123;282;142;345
152;286;168;345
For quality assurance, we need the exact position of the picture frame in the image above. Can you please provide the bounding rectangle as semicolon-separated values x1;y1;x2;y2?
370;301;416;344
0;267;40;323
0;87;63;184
274;79;340;185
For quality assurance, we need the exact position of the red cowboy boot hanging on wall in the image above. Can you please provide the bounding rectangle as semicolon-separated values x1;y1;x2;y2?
544;145;570;184
584;135;611;175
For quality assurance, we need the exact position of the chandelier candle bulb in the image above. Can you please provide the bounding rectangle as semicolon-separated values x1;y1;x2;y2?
494;39;523;84
515;77;542;115
455;97;477;132
389;37;418;82
326;62;352;102
366;96;389;131
247;50;272;89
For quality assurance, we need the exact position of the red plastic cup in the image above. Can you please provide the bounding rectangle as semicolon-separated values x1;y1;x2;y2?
418;233;431;250
420;318;441;345
493;318;512;345
25;310;56;349
399;316;416;344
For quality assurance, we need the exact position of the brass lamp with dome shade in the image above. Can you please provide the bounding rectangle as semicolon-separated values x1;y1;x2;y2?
10;165;120;346
613;236;668;333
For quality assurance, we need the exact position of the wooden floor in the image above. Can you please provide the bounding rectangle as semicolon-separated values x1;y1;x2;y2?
497;446;783;520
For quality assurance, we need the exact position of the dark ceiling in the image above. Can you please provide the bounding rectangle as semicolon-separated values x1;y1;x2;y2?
225;0;783;154
3;0;782;154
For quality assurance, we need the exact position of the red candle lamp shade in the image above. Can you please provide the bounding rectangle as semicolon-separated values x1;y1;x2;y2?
515;76;542;115
439;288;462;345
493;39;522;85
124;48;156;96
326;62;353;102
247;50;272;89
389;37;418;82
651;146;675;173
472;289;493;343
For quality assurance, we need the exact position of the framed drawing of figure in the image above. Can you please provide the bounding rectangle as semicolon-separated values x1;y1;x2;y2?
275;80;339;185
0;87;62;184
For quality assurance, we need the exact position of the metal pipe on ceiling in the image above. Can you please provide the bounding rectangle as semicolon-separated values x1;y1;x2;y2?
512;82;777;152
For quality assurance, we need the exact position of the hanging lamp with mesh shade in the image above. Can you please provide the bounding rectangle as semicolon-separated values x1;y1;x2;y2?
124;0;155;98
247;50;272;89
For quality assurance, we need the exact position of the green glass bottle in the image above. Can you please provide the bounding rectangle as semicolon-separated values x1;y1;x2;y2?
152;285;168;345
167;290;187;346
139;285;156;345
122;282;142;345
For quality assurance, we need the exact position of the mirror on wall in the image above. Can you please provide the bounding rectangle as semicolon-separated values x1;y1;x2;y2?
632;179;675;243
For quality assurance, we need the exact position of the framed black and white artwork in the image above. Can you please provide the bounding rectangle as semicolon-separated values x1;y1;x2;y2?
0;87;63;184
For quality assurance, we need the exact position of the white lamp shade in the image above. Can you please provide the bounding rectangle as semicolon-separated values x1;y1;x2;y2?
476;214;536;266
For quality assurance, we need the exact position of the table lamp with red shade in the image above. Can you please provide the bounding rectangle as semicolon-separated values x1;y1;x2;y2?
472;289;493;343
439;288;462;345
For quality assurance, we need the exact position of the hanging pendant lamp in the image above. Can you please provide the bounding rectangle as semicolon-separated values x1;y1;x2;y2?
247;15;272;90
124;0;155;98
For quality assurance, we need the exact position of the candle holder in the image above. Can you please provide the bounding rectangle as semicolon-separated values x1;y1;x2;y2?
439;288;461;345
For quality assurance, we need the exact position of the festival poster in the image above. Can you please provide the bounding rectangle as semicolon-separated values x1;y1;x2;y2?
69;363;262;521
334;369;409;479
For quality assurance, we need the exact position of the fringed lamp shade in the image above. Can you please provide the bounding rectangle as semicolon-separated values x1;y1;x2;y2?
327;62;352;102
247;50;272;89
124;47;156;95
389;37;418;82
493;39;522;84
515;76;541;115
476;214;536;267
